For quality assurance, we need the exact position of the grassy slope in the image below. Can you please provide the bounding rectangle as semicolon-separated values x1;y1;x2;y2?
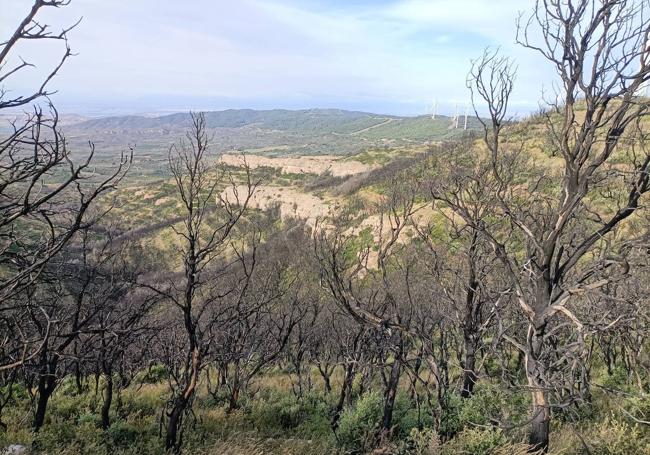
1;362;645;454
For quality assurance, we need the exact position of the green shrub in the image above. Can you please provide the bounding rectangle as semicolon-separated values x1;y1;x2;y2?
600;366;629;390
196;388;231;408
51;394;87;421
57;376;81;396
439;392;463;437
0;383;29;402
336;392;437;451
77;412;101;427
248;390;331;437
120;389;162;416
589;415;650;455
623;394;650;423
392;393;435;439
440;384;527;438
33;421;104;453
135;364;168;384
336;391;383;452
441;428;507;455
457;385;505;427
108;421;140;448
34;421;77;448
404;427;440;455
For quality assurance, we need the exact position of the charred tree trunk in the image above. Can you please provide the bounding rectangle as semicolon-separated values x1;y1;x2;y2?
291;353;305;398
228;363;241;411
461;234;480;398
526;318;550;452
165;346;201;452
33;351;58;431
317;362;333;394
460;336;478;398
409;346;424;401
166;395;189;453
332;361;355;430
228;384;240;411
380;356;401;435
74;359;83;395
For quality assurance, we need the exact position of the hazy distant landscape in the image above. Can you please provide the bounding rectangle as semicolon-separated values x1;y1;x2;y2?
50;109;478;179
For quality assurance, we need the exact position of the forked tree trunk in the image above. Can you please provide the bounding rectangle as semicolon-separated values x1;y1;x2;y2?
33;355;58;431
317;363;333;394
165;347;200;452
332;361;355;430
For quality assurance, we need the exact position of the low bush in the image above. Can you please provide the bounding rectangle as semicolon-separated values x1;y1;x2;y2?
403;427;440;455
248;390;331;437
33;421;104;454
440;384;528;438
134;364;168;384
588;415;650;455
441;427;507;455
77;413;101;427
336;391;384;452
107;421;140;448
392;393;435;439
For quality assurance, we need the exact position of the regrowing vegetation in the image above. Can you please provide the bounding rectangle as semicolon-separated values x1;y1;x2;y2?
1;1;650;454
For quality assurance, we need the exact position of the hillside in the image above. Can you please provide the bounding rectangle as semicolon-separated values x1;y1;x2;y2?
58;109;479;180
70;108;478;137
74;109;393;133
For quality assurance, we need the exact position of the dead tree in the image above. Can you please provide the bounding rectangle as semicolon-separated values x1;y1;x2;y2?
154;112;256;452
21;227;137;430
329;321;368;430
0;0;131;373
91;254;155;430
213;220;308;409
287;300;319;398
315;175;441;440
455;1;650;450
415;158;508;398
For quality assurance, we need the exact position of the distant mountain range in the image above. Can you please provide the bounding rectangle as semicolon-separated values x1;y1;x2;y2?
71;108;479;139
66;108;480;155
0;108;481;180
74;109;390;132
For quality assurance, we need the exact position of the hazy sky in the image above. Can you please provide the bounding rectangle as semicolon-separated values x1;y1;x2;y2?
3;0;555;115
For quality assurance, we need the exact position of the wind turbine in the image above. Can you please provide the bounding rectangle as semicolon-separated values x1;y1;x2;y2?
431;98;438;119
463;104;469;130
639;36;650;98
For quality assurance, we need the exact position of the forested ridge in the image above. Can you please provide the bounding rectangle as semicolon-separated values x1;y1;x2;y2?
1;1;650;454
